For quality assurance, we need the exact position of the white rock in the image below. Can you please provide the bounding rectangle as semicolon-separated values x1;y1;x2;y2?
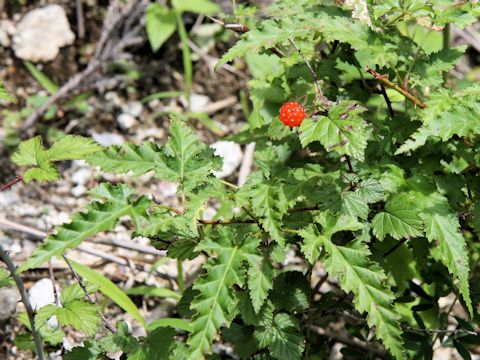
210;141;243;178
189;93;210;112
71;167;92;185
0;20;15;47
122;101;143;118
12;5;75;62
117;113;137;130
91;131;125;146
0;288;19;322
71;184;87;197
29;278;55;310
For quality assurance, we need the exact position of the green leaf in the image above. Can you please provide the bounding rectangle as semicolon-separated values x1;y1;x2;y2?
86;142;160;177
70;260;146;327
270;271;310;313
356;178;384;203
254;313;304;360
147;318;192;332
299;101;371;161
64;341;103;360
17;183;135;272
322;237;405;358
98;322;139;353
126;286;181;300
24;61;59;94
300;213;363;264
341;191;369;220
171;0;220;14
45;135;102;161
187;228;259;359
23;163;59;183
128;327;175;360
145;4;177;52
396;86;480;154
372;193;424;241
424;211;472;316
11;136;46;167
56;300;100;337
248;259;274;313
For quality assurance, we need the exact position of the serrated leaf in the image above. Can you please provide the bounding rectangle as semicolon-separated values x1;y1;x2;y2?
356;178;384;203
299;101;371;161
341;191;369;220
56;300;100;337
64;341;103;360
187;228;260;359
128;327;176;360
248;259;274;313
86;142;160;177
397;86;480;154
45;135;102;161
253;313;304;360
270;271;310;313
423;211;472;316
23;163;60;183
70;260;146;327
98;322;139;354
17;184;135;272
372;194;424;241
321;238;405;359
11;136;46;167
300;213;363;264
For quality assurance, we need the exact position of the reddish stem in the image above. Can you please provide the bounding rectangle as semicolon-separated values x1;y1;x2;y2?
0;176;23;192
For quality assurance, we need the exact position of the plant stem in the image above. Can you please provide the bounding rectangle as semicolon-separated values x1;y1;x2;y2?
365;67;427;109
63;255;116;333
0;176;23;192
176;12;193;108
288;38;329;108
443;24;451;85
0;244;46;360
177;260;185;293
379;84;395;118
220;179;238;190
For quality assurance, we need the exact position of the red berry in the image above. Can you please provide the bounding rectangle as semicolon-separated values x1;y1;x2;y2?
278;101;306;127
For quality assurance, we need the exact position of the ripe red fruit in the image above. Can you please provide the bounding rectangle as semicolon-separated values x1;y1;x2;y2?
278;101;306;127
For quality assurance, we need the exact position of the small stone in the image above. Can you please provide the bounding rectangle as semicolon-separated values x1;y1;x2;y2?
189;93;210;112
91;131;125;146
122;101;143;118
210;141;243;178
0;20;15;47
12;5;75;62
0;288;19;322
29;278;54;310
71;167;92;185
117;113;137;130
71;184;87;197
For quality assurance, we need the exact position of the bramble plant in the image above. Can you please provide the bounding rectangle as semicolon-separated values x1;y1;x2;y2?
3;0;480;359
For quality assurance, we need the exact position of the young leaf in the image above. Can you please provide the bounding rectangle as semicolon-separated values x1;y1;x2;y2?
372;193;424;241
45;135;102;161
56;300;100;337
17;184;135;272
86;142;160;177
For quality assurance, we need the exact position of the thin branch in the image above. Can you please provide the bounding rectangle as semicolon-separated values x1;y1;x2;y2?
288;38;329;108
63;255;116;333
383;238;409;257
0;176;23;192
379;84;395;118
365;67;427;109
310;325;388;358
0;244;46;360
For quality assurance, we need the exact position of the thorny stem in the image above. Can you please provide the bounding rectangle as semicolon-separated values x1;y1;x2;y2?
0;176;23;192
380;84;395;118
288;38;329;108
366;67;427;109
63;255;116;333
0;244;46;360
